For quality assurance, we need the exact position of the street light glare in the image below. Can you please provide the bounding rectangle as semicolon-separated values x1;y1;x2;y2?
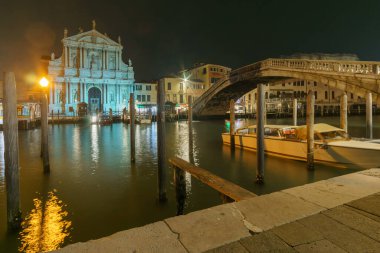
39;77;49;87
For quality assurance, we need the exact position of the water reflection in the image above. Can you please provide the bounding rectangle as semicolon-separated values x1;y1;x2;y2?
19;191;71;253
0;133;4;188
90;125;99;165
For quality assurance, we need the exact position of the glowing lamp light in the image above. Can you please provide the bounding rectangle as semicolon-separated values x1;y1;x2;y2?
39;77;49;88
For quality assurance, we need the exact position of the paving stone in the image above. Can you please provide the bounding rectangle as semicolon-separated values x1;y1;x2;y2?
234;192;324;231
53;221;187;253
272;221;323;246
298;214;380;253
323;205;380;242
359;168;380;179
239;231;296;252
294;239;347;253
203;241;249;253
165;203;251;253
346;193;380;218
283;173;380;209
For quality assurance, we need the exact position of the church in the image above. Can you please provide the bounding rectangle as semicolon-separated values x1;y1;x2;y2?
47;21;135;114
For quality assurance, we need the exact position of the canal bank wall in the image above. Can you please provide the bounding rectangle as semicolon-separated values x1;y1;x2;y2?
53;168;380;253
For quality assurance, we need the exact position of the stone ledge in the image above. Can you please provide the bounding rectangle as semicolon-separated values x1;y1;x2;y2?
53;169;380;253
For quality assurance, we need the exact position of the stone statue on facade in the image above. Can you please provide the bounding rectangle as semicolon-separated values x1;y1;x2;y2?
128;59;132;66
64;28;68;38
51;52;55;60
118;36;121;44
92;20;96;30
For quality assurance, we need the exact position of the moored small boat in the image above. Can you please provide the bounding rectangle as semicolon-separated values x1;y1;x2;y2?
222;123;380;169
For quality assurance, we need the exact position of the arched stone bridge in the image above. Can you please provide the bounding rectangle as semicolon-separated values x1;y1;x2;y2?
193;58;380;117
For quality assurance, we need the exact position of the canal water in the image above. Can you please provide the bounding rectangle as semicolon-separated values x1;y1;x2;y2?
0;115;379;252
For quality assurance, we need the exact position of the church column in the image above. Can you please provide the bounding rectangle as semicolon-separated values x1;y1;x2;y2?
65;46;68;68
79;47;83;68
104;51;108;70
102;49;105;70
83;48;86;68
116;51;119;70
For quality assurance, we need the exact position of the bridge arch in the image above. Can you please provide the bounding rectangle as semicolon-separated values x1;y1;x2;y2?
193;58;380;117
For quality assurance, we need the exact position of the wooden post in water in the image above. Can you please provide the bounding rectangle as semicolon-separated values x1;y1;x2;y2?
3;72;22;229
129;94;135;163
229;99;235;149
340;93;348;132
366;92;373;139
256;84;265;183
157;81;167;201
51;110;54;125
41;90;50;173
293;98;297;126
306;90;315;170
174;166;186;215
188;95;194;162
109;108;113;122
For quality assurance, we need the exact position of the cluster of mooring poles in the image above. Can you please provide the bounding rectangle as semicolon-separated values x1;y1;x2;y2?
228;84;375;184
3;72;52;230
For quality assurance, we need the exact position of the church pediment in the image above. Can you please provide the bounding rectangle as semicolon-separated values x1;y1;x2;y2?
63;29;121;47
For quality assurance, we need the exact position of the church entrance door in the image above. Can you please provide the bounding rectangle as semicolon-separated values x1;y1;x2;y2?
88;87;101;113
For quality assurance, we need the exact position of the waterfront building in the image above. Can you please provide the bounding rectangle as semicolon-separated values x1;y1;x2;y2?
159;76;206;111
179;63;231;90
47;21;135;114
242;79;366;113
134;82;158;113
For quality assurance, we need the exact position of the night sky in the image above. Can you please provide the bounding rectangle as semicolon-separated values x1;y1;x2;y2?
1;0;380;85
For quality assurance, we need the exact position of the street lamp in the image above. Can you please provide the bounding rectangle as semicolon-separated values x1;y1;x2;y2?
39;77;50;173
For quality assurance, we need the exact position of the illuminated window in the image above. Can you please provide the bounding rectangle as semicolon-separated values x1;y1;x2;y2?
146;85;151;91
167;82;171;90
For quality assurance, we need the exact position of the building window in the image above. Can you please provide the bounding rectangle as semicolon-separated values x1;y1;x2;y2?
167;82;172;90
211;77;220;84
136;85;142;91
248;94;251;101
293;82;296;86
203;68;207;74
147;95;151;102
142;95;146;102
282;83;285;87
301;81;304;86
325;91;328;99
146;85;151;91
180;94;183;103
351;93;354;99
331;91;335;99
314;81;317;86
314;91;317;100
137;95;141;101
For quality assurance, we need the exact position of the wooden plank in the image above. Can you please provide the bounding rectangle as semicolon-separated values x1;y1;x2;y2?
169;157;256;201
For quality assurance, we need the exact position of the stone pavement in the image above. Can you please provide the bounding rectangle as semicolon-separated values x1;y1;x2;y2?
53;168;380;253
205;192;380;253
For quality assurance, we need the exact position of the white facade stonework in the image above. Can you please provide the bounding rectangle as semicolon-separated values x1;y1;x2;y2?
48;23;135;114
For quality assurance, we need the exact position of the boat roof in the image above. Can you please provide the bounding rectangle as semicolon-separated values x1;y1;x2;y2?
245;125;293;129
241;123;345;133
297;123;345;133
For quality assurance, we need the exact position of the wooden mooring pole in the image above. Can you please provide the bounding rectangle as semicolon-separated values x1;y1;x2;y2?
41;90;50;173
366;92;373;139
188;95;194;163
340;93;348;133
3;72;22;229
129;94;135;163
293;98;297;126
306;90;315;170
157;81;167;201
229;99;235;149
256;84;265;183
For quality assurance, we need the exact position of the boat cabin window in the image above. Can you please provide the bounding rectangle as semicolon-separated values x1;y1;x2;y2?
237;128;249;134
281;128;297;139
264;127;280;137
319;130;346;140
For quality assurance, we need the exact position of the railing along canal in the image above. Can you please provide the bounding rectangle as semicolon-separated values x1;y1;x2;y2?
169;157;256;215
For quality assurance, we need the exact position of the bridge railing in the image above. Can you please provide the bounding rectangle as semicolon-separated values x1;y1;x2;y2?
232;58;380;77
263;58;380;75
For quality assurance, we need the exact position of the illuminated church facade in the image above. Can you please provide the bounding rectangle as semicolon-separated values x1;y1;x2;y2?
47;21;135;114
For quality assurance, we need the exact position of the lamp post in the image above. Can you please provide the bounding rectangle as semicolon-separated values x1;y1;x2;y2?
40;77;50;173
